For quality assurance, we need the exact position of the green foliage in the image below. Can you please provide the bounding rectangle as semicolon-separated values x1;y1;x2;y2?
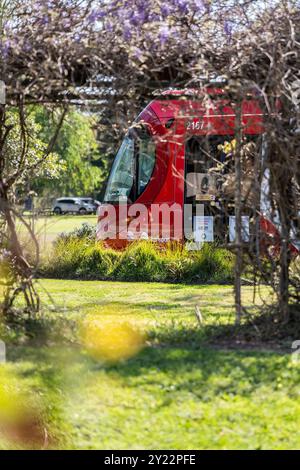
41;238;234;284
44;238;88;278
186;244;235;283
76;245;119;280
4;106;104;198
57;223;97;242
33;107;103;197
114;242;165;282
3;110;63;190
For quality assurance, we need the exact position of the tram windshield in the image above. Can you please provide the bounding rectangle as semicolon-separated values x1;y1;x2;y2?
104;128;156;203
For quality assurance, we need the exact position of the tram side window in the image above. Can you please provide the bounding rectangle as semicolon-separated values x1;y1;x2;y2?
137;138;156;197
185;135;261;202
185;136;234;174
185;136;229;199
104;136;135;202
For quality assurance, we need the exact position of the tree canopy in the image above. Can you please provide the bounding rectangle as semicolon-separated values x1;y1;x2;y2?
33;108;103;197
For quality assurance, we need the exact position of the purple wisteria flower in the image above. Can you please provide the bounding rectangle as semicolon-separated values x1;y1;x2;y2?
87;9;107;24
159;25;171;46
123;22;132;41
161;4;171;19
173;0;189;14
224;20;233;39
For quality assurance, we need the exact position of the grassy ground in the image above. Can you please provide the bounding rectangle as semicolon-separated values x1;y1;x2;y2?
17;215;96;247
1;280;299;449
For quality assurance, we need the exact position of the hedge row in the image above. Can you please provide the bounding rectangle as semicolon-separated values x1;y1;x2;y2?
41;231;234;284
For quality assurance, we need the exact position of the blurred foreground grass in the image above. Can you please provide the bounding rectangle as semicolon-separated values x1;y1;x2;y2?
1;280;299;449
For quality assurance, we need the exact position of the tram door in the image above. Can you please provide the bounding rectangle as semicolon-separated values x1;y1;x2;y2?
184;136;232;243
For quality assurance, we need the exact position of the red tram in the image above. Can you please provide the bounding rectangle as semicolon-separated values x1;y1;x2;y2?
97;85;299;255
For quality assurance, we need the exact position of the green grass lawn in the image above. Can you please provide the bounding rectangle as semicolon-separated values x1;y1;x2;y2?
1;280;299;450
17;215;96;247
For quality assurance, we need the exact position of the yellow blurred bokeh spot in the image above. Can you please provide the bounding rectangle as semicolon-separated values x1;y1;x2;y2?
80;316;145;363
0;370;24;422
0;369;46;449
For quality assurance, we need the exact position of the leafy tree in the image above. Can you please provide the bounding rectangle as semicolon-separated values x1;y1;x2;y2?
33;108;103;198
3;110;64;200
0;106;66;313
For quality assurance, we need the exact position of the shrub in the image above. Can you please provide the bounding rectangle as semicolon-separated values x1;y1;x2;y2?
56;223;96;243
186;244;235;283
113;241;166;282
41;237;234;284
41;238;89;278
76;245;119;280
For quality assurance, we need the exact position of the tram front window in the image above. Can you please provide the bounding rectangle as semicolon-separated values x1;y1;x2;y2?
137;137;156;196
104;135;135;202
104;130;156;203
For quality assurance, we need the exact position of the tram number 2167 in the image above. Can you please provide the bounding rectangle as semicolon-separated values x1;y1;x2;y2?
186;120;205;131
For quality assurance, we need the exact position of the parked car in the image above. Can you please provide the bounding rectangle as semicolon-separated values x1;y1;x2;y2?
79;197;101;214
53;197;95;215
